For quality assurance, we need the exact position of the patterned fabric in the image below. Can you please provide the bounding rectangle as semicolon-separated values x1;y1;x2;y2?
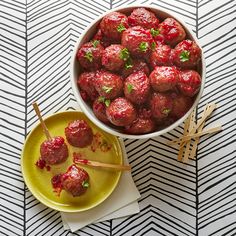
1;0;235;235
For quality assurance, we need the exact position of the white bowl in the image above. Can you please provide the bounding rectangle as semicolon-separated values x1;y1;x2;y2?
70;4;206;139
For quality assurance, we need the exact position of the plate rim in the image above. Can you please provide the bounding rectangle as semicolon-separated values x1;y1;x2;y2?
21;110;123;212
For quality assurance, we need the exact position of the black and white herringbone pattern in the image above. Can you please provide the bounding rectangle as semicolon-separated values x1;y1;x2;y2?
1;0;235;235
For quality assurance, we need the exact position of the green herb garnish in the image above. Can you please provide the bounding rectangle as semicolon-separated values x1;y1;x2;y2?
82;180;89;188
102;86;113;94
162;108;171;115
151;41;156;50
119;48;130;61
125;58;133;69
98;96;106;102
117;24;126;33
104;99;110;107
92;40;99;48
139;42;148;52
180;50;190;62
98;96;111;107
84;51;93;62
150;28;160;37
127;84;134;93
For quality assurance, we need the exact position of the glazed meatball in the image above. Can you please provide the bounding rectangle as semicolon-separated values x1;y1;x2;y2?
158;18;186;46
125;107;155;134
173;40;201;68
150;92;173;119
128;8;159;29
77;71;98;101
171;93;193;119
106;97;137;126
65;120;93;148
76;41;104;70
125;117;155;134
93;97;110;123
102;44;128;72
149;66;179;92
122;59;150;78
150;44;173;68
93;29;112;48
100;12;129;41
124;71;150;105
61;165;89;197
152;32;165;45
121;26;153;58
40;136;68;165
178;70;201;97
95;70;123;99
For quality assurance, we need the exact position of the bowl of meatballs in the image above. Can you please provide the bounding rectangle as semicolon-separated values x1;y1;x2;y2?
71;5;205;139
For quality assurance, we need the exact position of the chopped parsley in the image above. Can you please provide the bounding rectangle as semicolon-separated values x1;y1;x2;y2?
139;42;148;52
98;96;105;102
151;41;156;50
92;40;100;48
104;99;111;107
119;48;130;61
82;180;89;188
162;108;171;115
102;86;113;94
125;58;133;69
180;50;190;62
150;28;160;37
117;24;126;33
98;96;111;106
84;51;93;62
127;84;134;93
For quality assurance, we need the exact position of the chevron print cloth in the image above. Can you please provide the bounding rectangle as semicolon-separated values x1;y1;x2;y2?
1;0;236;235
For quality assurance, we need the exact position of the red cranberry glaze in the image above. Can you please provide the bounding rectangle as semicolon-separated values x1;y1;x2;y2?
128;8;159;29
76;8;202;135
124;71;150;105
106;97;137;126
65;120;93;148
40;136;68;165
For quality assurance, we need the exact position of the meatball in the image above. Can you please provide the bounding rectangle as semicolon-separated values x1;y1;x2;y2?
171;93;193;119
122;59;150;78
172;40;201;68
77;71;98;101
40;136;68;165
61;165;89;197
76;41;104;70
125;107;155;134
125;117;155;134
93;97;110;123
121;26;153;58
150;92;173;119
102;44;128;72
65;120;93;148
128;8;159;29
124;71;150;105
95;70;123;99
178;70;201;97
150;44;173;68
158;18;186;46
149;66;179;92
106;97;137;126
93;29;112;48
100;12;129;41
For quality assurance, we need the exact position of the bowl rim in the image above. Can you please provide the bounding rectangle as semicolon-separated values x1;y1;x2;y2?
70;4;206;139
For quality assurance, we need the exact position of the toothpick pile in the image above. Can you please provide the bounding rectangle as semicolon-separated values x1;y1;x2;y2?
168;103;222;163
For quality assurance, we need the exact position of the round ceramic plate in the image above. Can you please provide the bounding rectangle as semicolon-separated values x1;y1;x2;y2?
21;111;123;212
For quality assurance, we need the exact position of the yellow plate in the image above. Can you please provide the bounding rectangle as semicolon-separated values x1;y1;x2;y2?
21;111;123;212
